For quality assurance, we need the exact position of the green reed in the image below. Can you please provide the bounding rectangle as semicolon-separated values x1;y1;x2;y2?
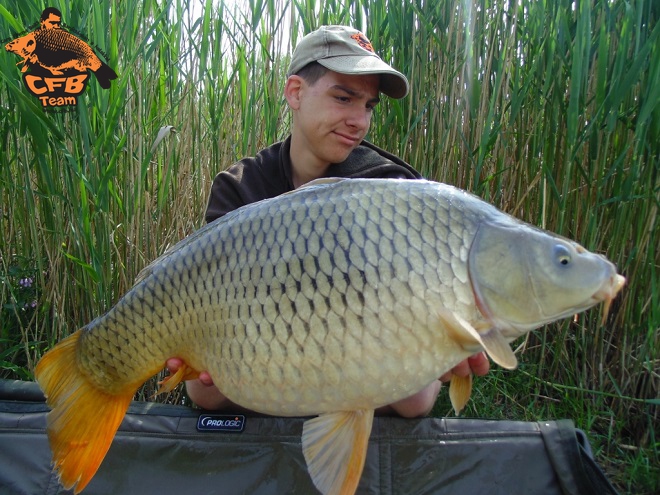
0;0;657;492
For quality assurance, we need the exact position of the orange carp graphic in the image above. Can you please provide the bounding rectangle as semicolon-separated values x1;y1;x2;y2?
4;7;117;110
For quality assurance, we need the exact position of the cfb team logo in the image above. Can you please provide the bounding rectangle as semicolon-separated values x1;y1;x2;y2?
4;7;117;111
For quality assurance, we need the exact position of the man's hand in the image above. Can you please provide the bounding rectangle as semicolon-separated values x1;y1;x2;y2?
166;358;215;386
383;352;490;418
165;358;230;410
440;352;490;382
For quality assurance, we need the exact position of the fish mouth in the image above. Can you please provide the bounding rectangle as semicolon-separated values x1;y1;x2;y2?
593;273;626;325
484;273;627;338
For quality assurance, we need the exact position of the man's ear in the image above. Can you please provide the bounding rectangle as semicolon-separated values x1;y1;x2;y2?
284;75;304;110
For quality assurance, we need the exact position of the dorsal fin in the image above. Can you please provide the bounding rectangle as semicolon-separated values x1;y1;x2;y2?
298;177;346;189
279;177;347;198
134;219;220;284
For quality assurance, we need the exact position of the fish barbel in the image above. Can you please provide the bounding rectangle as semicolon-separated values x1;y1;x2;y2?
35;178;625;494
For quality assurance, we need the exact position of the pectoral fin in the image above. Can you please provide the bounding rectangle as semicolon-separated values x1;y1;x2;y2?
479;329;518;369
302;409;374;495
449;374;473;416
438;308;517;370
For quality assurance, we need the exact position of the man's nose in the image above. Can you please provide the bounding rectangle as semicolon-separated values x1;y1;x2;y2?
346;108;371;130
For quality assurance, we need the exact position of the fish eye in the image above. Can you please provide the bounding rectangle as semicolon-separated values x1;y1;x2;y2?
554;244;572;266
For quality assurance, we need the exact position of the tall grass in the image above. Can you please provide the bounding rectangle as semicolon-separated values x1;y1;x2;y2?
0;0;657;492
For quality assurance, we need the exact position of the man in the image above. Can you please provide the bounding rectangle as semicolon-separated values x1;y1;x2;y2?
168;25;489;417
40;7;63;30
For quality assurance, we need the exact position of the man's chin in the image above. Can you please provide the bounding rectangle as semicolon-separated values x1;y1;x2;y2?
328;145;360;164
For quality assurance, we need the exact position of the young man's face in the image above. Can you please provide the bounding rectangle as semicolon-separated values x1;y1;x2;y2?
289;70;381;169
41;14;62;29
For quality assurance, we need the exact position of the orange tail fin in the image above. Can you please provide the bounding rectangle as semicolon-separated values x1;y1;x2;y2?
35;330;134;494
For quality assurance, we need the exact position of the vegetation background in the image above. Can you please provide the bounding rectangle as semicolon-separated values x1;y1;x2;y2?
0;0;657;492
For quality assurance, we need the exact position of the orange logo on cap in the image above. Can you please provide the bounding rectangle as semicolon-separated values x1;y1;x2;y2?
350;33;374;53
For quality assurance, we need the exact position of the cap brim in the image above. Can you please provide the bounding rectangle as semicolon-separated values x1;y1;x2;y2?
318;56;409;99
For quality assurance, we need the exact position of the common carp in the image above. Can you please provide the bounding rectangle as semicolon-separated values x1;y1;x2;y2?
4;28;117;88
35;178;625;494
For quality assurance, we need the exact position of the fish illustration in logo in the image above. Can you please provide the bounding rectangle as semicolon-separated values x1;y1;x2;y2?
4;7;117;89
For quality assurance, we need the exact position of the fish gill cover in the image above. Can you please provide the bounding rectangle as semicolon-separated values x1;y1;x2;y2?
3;6;117;112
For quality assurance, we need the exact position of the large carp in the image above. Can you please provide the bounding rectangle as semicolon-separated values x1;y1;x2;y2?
35;178;625;495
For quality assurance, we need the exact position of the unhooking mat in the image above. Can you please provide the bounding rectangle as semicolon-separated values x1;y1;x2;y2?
0;379;618;495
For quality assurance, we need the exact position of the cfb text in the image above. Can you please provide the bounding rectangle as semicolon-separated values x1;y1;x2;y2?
24;74;88;96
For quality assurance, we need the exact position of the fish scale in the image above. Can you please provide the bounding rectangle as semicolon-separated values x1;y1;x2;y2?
35;178;625;495
202;182;471;414
32;29;100;68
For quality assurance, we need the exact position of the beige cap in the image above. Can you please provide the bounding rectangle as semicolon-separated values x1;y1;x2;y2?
287;25;409;99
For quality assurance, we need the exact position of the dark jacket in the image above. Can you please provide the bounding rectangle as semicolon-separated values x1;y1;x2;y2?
205;136;422;222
